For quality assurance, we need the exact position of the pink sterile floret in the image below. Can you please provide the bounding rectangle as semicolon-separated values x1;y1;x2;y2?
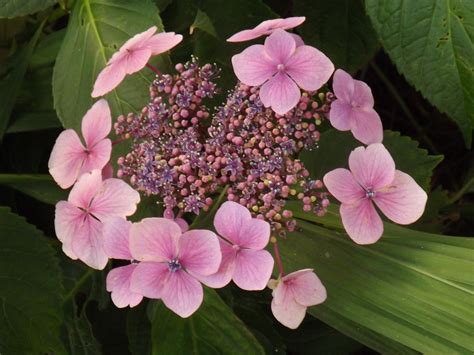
198;201;274;291
49;99;112;189
329;69;383;145
129;218;221;318
232;29;334;115
55;170;140;269
323;143;427;244
92;26;183;97
270;269;327;329
227;16;305;42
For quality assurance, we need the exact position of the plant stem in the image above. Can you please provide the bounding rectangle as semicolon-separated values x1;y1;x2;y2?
273;240;285;277
146;63;161;76
63;269;94;304
448;177;474;204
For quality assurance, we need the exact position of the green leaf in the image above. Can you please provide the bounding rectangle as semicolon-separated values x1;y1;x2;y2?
0;208;64;354
127;302;152;355
53;0;168;131
0;174;67;204
365;0;474;146
0;21;44;140
150;288;265;354
300;129;443;190
190;9;218;38
293;0;379;73
279;208;474;353
0;0;56;18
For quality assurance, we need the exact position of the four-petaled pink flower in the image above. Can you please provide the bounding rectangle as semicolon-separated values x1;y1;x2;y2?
49;99;112;189
102;217;143;308
270;269;327;329
227;16;305;42
323;144;427;244
55;170;140;269
92;26;183;97
129;218;221;318
199;201;274;291
329;69;383;145
232;29;334;115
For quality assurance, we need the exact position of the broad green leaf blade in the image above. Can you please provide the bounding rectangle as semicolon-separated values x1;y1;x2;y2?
294;0;379;73
300;129;443;190
278;210;474;353
0;174;67;204
365;0;474;146
0;208;64;354
53;0;168;131
0;0;56;18
190;9;218;38
6;112;61;133
150;288;265;354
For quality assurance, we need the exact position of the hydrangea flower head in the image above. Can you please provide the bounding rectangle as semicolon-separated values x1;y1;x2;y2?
329;69;383;144
232;29;334;114
48;99;112;189
269;269;327;329
323;144;427;244
227;16;305;42
54;170;140;269
92;26;183;97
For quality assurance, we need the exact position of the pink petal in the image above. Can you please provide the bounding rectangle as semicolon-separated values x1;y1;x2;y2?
323;168;365;204
48;129;87;189
288;270;327;307
178;230;221;276
102;217;132;260
89;178;140;220
374;170;427;224
68;170;102;210
106;264;143;308
195;239;236;288
161;270;204;318
264;29;296;65
285;45;334;91
121;26;157;52
80;139;112;175
102;162;114;179
71;214;108;270
227;29;263;42
214;201;270;249
350;108;383;145
290;33;305;47
254;18;285;33
352;79;375;108
227;17;305;42
146;32;183;55
91;63;126;98
340;199;383;245
231;45;275;86
124;48;152;75
81;99;112;148
54;201;82;260
332;69;355;103
348;144;395;190
175;218;189;232
328;100;352;131
233;249;274;290
129;218;181;262
130;261;168;299
259;72;301;115
271;285;307;329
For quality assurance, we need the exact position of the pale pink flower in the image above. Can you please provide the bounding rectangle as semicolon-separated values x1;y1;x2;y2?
48;99;112;189
163;208;189;232
55;170;140;269
227;16;305;42
92;26;183;97
102;217;143;308
129;218;221;318
323;144;427;244
329;69;383;145
270;269;327;329
232;29;334;115
199;201;274;291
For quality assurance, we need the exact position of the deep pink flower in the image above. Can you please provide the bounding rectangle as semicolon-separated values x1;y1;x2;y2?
49;99;112;189
92;26;183;97
227;17;305;42
129;218;221;318
323;144;427;244
270;269;326;329
55;170;140;269
102;217;143;308
329;69;383;145
199;201;274;291
232;29;334;115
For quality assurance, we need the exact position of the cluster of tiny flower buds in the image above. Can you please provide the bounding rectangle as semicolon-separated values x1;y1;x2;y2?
115;58;331;235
